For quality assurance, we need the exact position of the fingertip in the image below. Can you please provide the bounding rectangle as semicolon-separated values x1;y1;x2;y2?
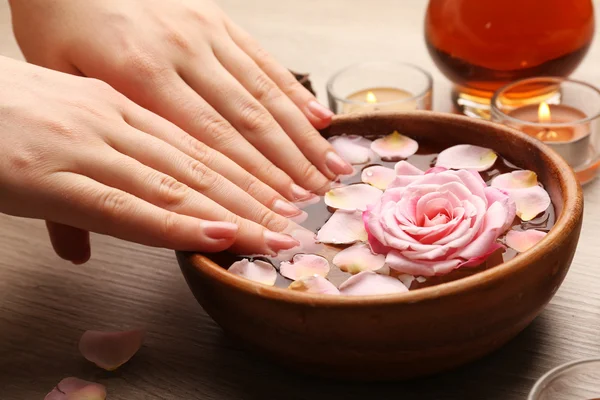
306;100;334;129
202;221;239;240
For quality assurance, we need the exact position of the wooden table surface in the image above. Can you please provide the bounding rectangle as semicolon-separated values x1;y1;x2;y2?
2;1;600;399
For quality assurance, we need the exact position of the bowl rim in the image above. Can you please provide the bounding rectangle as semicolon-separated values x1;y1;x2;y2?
180;111;583;307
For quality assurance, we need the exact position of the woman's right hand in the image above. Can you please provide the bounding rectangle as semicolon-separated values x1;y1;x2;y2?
0;56;301;263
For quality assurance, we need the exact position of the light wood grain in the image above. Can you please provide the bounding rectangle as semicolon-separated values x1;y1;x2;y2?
1;1;600;399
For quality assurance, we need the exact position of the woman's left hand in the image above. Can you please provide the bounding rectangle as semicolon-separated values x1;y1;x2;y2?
10;0;353;202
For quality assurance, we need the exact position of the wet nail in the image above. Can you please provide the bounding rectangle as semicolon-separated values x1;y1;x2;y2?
264;230;300;252
325;151;354;175
307;100;335;120
203;221;238;239
291;183;314;201
272;199;302;217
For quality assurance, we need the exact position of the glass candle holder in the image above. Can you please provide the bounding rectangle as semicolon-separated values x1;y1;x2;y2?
491;77;600;185
528;358;600;400
326;62;433;115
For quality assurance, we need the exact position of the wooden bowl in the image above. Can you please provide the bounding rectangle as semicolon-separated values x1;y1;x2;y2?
176;111;583;381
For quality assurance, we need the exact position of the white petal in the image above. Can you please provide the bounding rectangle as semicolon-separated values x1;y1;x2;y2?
332;243;386;274
280;254;330;280
316;210;368;245
370;131;419;159
339;271;408;296
436;144;497;171
288;275;340;295
228;259;277;286
324;184;382;211
361;166;396;190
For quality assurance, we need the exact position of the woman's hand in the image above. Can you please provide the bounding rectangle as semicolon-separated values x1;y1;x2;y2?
9;0;353;202
0;56;301;263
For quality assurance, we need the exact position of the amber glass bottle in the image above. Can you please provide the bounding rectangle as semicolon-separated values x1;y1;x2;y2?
425;0;595;117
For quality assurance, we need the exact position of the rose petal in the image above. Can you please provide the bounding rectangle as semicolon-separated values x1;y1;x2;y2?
288;275;340;295
491;170;539;189
324;184;383;211
361;166;396;190
45;378;107;400
370;131;419;159
316;210;368;244
332;243;386;274
78;330;144;371
506;229;547;253
328;135;372;164
386;250;462;276
228;259;277;286
397;274;415;288
491;171;551;221
339;271;408;296
436;144;498;171
280;254;330;280
395;160;425;176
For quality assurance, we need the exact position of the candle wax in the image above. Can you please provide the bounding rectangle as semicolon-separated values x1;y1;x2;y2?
341;87;416;114
507;104;588;143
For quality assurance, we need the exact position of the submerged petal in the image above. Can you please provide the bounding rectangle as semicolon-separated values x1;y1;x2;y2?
228;259;277;286
339;271;408;296
280;254;330;280
78;330;144;371
332;243;386;274
324;184;382;211
506;229;547;253
370;131;419;159
288;275;340;295
329;135;372;164
361;166;396;190
317;210;368;244
45;378;106;400
436;144;497;171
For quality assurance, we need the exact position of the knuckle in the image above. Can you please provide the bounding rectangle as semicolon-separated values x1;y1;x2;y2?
257;209;288;232
186;137;214;166
164;29;193;54
189;160;220;190
281;77;307;98
253;73;281;103
98;190;130;219
297;160;323;185
155;174;189;208
160;211;183;242
121;50;167;82
238;102;271;134
199;114;234;139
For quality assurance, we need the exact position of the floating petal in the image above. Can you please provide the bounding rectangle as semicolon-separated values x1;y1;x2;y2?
288;275;340;295
324;184;382;211
78;330;144;371
228;259;277;286
491;171;551;221
329;135;372;164
339;271;408;296
397;274;415;288
361;166;396;190
435;144;498;171
370;131;418;159
45;378;106;400
506;229;547;253
332;243;385;274
280;254;330;280
317;210;368;244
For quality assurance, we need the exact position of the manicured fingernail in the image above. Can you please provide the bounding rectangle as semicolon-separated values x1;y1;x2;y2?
325;151;354;175
272;199;302;217
264;230;300;252
291;183;314;201
203;221;238;239
307;100;335;120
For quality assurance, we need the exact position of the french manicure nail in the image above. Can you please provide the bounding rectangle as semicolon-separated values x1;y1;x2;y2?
203;221;238;239
264;230;300;252
325;151;354;175
291;183;314;201
272;199;302;217
307;100;335;120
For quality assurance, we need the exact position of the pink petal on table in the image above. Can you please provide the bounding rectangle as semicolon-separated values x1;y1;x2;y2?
328;135;372;164
491;170;539;189
370;131;418;159
280;254;330;280
79;330;144;371
339;271;408;296
293;195;321;209
506;229;547;253
288;275;340;295
324;184;382;211
332;243;386;274
45;378;106;400
435;144;498;171
228;259;277;286
316;210;368;244
361;166;396;190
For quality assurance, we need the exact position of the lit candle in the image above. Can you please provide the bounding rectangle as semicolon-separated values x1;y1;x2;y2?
341;87;417;114
507;102;590;167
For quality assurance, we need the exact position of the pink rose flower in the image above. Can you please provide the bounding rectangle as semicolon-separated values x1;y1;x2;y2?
363;162;516;276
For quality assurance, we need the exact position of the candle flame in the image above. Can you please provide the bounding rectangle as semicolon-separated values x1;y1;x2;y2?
538;102;551;123
366;91;377;103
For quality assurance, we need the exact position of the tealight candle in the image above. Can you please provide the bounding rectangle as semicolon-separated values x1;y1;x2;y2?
327;62;432;114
